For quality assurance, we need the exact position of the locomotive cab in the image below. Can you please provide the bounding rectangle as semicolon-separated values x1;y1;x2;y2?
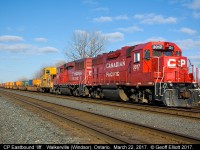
40;67;57;93
149;42;200;107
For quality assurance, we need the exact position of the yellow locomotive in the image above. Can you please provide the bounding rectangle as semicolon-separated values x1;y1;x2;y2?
40;67;56;92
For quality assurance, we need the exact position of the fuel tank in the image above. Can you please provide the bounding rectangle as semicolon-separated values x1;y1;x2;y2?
102;89;129;101
60;87;72;95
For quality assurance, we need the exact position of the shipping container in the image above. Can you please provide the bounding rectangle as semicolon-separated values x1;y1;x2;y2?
18;81;28;90
22;81;29;86
13;81;19;89
16;81;22;86
29;80;33;86
5;82;14;89
0;83;5;88
10;82;14;88
33;79;41;87
5;82;9;88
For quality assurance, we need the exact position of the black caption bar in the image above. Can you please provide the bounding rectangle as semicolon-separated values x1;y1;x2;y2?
1;144;199;150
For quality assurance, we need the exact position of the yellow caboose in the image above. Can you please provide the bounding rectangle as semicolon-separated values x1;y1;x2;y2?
40;67;56;92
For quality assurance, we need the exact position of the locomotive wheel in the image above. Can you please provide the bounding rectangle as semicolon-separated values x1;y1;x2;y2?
90;91;95;99
130;94;139;102
73;89;80;97
40;88;44;93
91;90;100;99
55;90;61;95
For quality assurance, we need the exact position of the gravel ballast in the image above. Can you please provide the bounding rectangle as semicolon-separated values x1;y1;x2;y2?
4;89;200;140
0;95;85;144
1;89;200;144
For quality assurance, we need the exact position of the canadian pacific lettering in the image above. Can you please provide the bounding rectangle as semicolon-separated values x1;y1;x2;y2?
133;64;140;71
106;71;119;77
106;60;125;69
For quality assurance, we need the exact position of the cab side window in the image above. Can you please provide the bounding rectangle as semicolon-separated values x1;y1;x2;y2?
46;70;50;74
176;51;181;56
60;68;63;73
134;52;140;63
144;50;150;60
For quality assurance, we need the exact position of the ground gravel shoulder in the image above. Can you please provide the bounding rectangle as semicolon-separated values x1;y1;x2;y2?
6;89;200;139
0;95;83;144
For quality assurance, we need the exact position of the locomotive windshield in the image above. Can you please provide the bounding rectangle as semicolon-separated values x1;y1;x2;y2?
152;44;175;57
176;51;182;56
153;50;162;57
153;50;173;57
164;51;173;56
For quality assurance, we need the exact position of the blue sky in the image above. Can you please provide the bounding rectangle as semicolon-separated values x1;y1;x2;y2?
0;0;200;82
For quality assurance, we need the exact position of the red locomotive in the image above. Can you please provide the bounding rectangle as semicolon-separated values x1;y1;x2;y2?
54;41;200;107
53;58;92;96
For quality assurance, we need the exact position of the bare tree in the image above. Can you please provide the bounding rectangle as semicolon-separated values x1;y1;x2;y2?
54;60;66;67
66;30;106;60
33;67;45;79
33;64;52;79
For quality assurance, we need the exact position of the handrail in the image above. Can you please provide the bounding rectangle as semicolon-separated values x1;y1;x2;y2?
153;57;160;96
196;68;199;83
159;66;166;96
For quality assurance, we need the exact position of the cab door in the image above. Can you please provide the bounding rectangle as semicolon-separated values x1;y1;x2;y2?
143;49;151;72
131;51;142;84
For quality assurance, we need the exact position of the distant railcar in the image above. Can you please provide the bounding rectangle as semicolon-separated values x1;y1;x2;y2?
0;83;4;88
5;82;14;89
27;79;41;91
18;81;29;90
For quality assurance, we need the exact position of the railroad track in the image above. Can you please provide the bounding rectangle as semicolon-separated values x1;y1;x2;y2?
0;89;200;144
6;88;200;121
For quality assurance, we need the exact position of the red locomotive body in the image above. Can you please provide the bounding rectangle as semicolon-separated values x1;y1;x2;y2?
52;41;199;107
88;41;200;107
53;58;92;96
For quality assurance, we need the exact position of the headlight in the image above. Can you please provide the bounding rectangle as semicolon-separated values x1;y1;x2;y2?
193;83;197;88
168;83;173;88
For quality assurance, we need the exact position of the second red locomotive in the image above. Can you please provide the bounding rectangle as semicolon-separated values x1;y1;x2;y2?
53;58;92;96
53;41;200;107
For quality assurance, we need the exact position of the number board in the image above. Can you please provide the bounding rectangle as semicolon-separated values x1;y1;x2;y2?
152;44;163;50
167;45;174;50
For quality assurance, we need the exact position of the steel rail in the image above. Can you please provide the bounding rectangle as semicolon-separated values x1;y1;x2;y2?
5;89;200;120
1;90;200;144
